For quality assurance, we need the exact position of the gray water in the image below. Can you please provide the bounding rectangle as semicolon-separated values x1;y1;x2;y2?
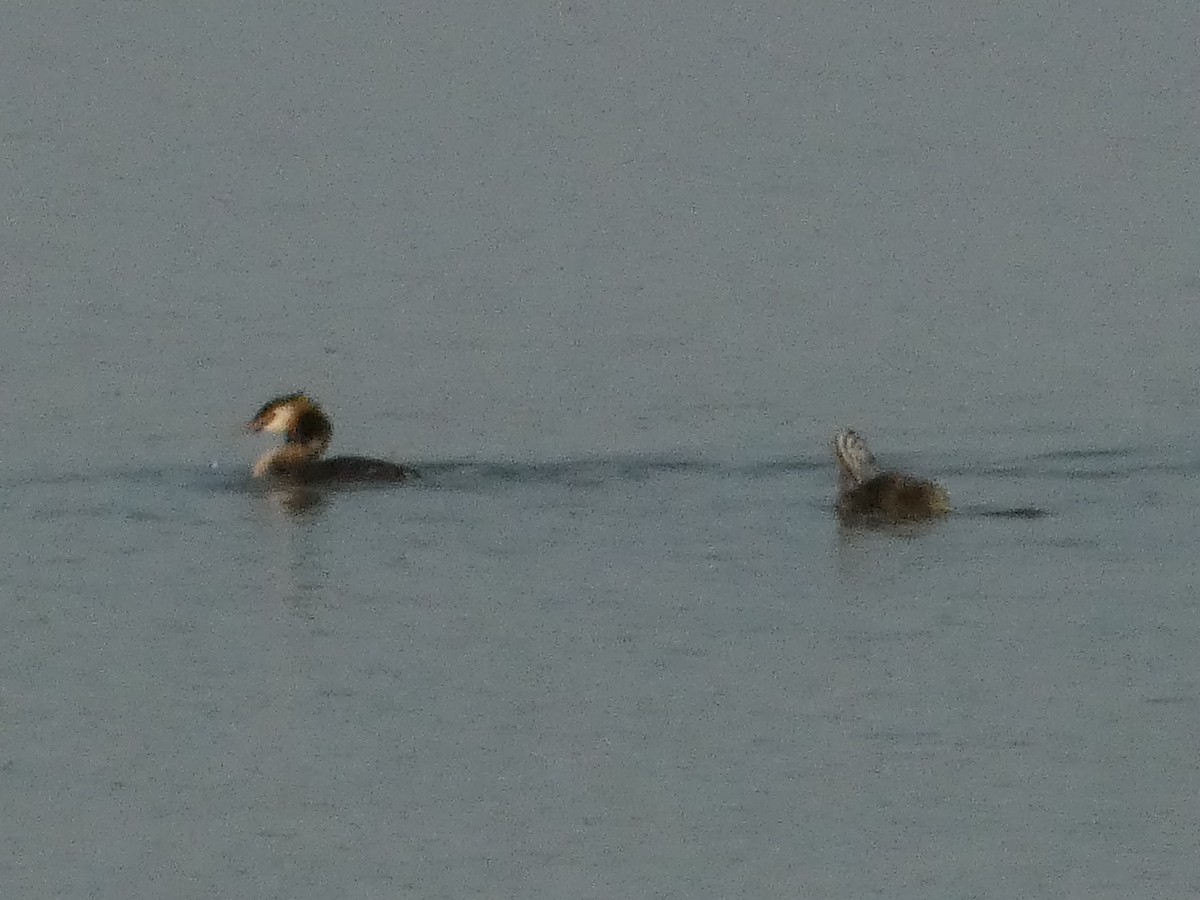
3;1;1198;897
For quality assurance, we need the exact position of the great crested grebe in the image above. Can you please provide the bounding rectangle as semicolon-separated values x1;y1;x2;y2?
833;428;949;522
246;393;416;483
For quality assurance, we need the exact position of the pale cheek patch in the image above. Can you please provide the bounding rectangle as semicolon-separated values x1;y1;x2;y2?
834;430;875;482
261;407;292;434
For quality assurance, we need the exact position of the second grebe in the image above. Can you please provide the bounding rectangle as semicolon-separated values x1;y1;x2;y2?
247;393;416;483
833;427;950;522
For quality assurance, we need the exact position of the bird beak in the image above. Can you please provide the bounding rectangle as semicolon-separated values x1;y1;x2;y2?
245;419;264;433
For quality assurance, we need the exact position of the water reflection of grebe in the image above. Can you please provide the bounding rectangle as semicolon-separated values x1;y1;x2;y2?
833;428;949;522
246;393;416;484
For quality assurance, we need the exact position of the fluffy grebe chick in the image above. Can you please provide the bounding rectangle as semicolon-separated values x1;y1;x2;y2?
833;428;949;522
247;393;416;483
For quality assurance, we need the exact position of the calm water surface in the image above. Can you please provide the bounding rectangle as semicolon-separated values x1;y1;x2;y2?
2;0;1198;897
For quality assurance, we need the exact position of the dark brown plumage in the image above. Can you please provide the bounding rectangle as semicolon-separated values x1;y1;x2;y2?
837;472;951;522
247;393;415;484
833;428;949;523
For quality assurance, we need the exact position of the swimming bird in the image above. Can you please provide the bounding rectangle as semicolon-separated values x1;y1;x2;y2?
833;427;949;522
246;393;415;483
